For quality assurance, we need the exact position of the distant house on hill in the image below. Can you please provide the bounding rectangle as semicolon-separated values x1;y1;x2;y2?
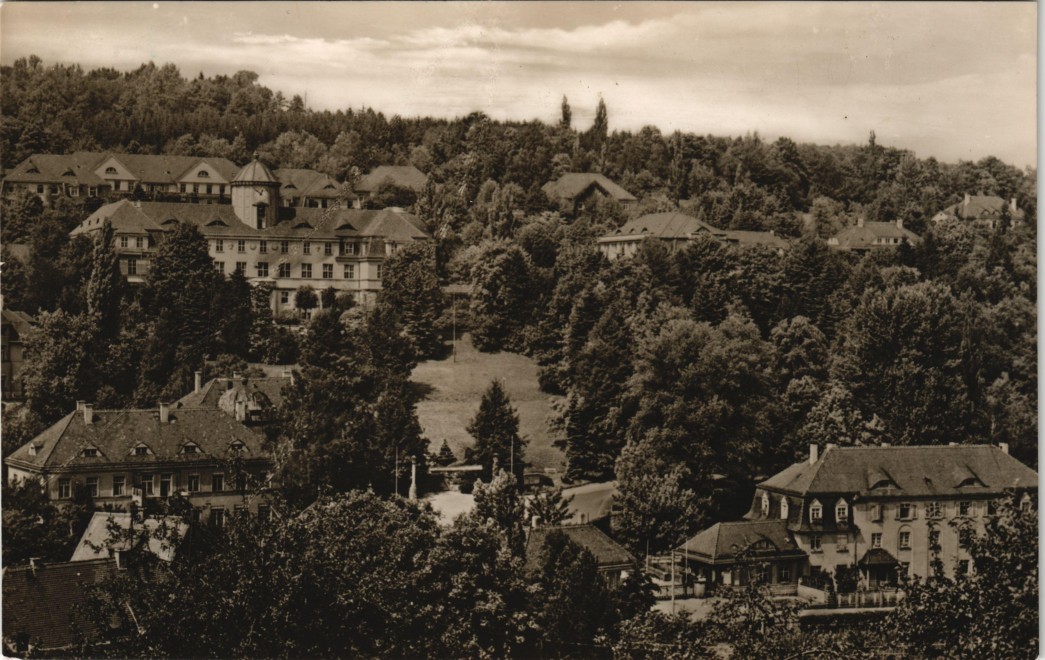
597;211;787;260
1;309;35;400
275;168;350;208
542;172;637;214
353;165;428;208
175;371;293;425
525;524;635;587
932;194;1024;229
826;218;919;253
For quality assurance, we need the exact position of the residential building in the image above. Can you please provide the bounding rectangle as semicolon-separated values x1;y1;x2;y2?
931;194;1024;229
525;524;635;587
826;217;920;252
69;154;430;307
174;370;292;425
3;558;117;655
71;511;189;562
677;444;1036;593
353;165;428;208
597;211;787;261
5;401;271;523
2;152;239;203
560;480;619;527
542;172;637;214
1;309;35;400
275;168;351;208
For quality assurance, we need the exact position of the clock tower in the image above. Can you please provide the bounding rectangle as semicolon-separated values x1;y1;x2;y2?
230;152;280;229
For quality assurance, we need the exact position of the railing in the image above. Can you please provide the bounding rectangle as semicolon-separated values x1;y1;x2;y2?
833;589;903;609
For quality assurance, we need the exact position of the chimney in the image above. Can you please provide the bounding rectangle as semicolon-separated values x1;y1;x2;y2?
896;218;904;230
159;402;170;424
234;399;246;422
809;444;819;465
194;370;202;394
856;216;865;228
83;403;94;425
531;515;543;529
1000;442;1010;455
29;557;39;576
964;193;971;206
1010;198;1018;213
76;400;86;412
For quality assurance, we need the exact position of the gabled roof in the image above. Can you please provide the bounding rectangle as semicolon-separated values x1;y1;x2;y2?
2;558;116;651
106;153;238;184
275;168;348;200
828;221;920;250
560;481;618;524
524;524;634;573
676;520;805;565
71;512;188;562
4;152;109;185
1;309;36;339
232;156;278;184
935;195;1024;222
175;376;291;411
601;212;716;241
5;407;268;472
542;172;636;203
354;165;428;193
759;445;1037;498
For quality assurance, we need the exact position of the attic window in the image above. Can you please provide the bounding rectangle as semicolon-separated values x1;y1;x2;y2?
870;479;895;490
229;441;247;454
809;499;823;523
835;499;849;521
82;447;100;458
132;444;153;456
206;218;228;227
957;476;983;488
28;443;41;457
105;167;117;175
181;443;201;455
284;183;297;189
293;221;313;229
780;497;789;520
760;492;770;516
62;169;75;177
162;217;179;225
26;166;39;174
324;184;336;190
198;170;210;178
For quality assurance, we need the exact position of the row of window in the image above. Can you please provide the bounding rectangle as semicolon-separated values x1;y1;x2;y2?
763;493;991;525
215;262;377;280
214;240;359;256
194;504;271;529
809;530;911;554
118;236;147;249
56;472;243;499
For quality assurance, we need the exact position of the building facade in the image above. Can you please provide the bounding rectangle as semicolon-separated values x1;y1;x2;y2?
597;211;788;261
931;194;1024;229
69;154;430;309
353;165;429;208
542;172;637;215
1;309;35;401
826;218;920;252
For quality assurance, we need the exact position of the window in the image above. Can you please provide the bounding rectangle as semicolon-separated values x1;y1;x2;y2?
1020;495;1032;513
86;477;99;498
70;185;80;197
376;264;383;279
219;185;225;196
257;262;269;277
180;183;187;193
958;559;970;575
215;261;224;273
836;499;849;522
303;241;311;255
236;473;247;491
126;259;138;276
105;166;117;175
212;474;224;492
187;474;200;492
898;531;911;550
278;263;291;278
82;447;99;458
211;508;226;529
810;534;822;552
259;240;267;254
135;237;144;249
779;566;791;582
780;498;789;520
959;501;971;517
256;206;266;228
870;503;883;522
134;445;150;456
926;501;942;518
323;264;333;279
237;240;246;253
871;533;882;549
159;474;172;497
324;242;332;256
809;500;823;523
761;493;770;516
216;239;224;253
258;505;271;522
344;264;355;279
58;479;71;499
836;534;848;552
280;241;289;254
198;169;209;178
36;184;45;194
206;184;213;195
235;262;246;274
301;264;312;279
191;508;202;524
193;184;200;194
280;291;290;305
929;530;940;549
898;503;913;520
342;242;357;256
113;476;125;497
235;505;248;518
120;236;128;248
140;474;154;496
230;440;246;454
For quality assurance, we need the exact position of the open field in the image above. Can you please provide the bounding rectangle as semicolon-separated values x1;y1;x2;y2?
411;334;566;473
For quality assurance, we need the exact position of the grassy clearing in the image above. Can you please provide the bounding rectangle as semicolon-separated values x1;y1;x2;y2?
411;334;566;473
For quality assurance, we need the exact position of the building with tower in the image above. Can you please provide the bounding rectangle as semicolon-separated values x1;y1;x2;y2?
69;153;430;311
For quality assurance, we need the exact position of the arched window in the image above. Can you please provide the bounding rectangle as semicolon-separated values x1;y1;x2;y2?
256;204;266;229
761;492;770;517
780;497;789;520
198;170;210;178
105;166;117;175
809;499;823;523
835;498;849;522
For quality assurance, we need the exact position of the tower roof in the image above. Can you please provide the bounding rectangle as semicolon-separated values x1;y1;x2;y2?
232;152;278;185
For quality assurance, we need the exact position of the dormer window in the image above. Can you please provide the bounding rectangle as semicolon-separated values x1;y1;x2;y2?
132;444;153;456
761;492;770;516
105;167;117;175
28;443;41;457
181;443;201;455
809;499;823;523
780;497;789;520
835;499;849;522
198;170;210;178
82;447;100;458
229;440;246;454
26;166;39;174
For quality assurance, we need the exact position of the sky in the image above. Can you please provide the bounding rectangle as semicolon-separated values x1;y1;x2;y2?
0;2;1037;167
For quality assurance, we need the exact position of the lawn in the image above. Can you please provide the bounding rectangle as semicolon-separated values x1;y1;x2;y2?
411;334;566;473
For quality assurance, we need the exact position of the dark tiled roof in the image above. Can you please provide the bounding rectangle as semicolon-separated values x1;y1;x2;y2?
4;152;108;185
759;445;1037;498
676;520;804;564
110;153;238;183
935;195;1024;222
355;165;428;193
174;376;291;410
232;157;278;184
525;524;634;573
542;173;637;203
5;407;267;471
275;168;348;200
602;212;715;240
858;548;899;566
1;309;36;338
828;222;920;250
560;481;617;523
2;558;116;651
717;229;790;249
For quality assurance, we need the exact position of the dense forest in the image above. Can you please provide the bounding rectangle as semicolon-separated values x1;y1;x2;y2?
0;58;1038;657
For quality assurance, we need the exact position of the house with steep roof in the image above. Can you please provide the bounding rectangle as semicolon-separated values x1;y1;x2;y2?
2;558;117;655
826;218;920;253
175;371;292;425
275;168;350;209
5;402;271;525
525;524;635;587
69;154;430;308
71;512;189;563
559;480;619;527
932;194;1023;229
353;165;428;208
597;211;787;260
542;172;637;215
677;519;808;593
1;309;35;400
680;443;1037;596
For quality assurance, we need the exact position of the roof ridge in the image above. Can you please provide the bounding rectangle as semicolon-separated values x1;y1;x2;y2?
38;412;76;465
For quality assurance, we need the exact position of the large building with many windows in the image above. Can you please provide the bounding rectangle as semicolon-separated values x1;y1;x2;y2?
69;154;430;309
